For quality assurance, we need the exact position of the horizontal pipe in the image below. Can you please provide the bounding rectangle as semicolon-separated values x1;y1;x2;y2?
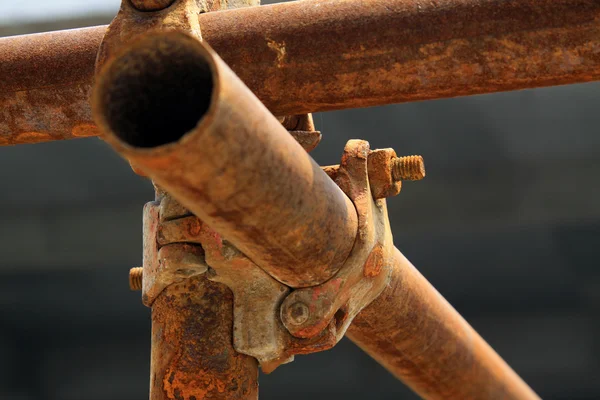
346;247;540;400
0;26;104;145
2;0;600;145
93;31;358;288
201;0;600;115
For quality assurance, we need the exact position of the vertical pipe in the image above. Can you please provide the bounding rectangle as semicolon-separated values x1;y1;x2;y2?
145;1;261;399
346;248;539;400
150;275;258;400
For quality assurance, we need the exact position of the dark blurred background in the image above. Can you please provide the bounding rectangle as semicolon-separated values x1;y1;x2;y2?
1;1;599;399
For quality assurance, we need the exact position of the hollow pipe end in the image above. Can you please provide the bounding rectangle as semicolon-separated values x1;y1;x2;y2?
92;30;220;157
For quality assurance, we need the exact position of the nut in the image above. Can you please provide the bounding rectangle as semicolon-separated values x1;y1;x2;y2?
367;148;402;199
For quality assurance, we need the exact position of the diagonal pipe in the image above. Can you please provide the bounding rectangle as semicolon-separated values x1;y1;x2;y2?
93;31;358;288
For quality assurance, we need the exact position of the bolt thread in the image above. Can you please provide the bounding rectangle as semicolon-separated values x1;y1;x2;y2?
392;155;426;181
129;267;144;291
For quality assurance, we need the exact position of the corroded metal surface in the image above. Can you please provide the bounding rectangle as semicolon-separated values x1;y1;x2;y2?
122;0;262;398
392;155;426;182
143;142;538;399
95;0;206;74
288;130;321;153
347;247;540;400
282;114;321;153
130;0;177;11
157;215;203;246
204;0;600;115
321;147;424;200
367;149;404;200
3;0;600;145
93;32;358;288
0;27;104;145
280;140;393;340
200;222;294;371
148;195;341;375
151;276;259;400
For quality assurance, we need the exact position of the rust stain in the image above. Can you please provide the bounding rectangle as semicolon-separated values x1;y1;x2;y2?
0;26;103;145
72;123;101;137
364;244;384;277
12;131;53;144
266;38;286;67
201;0;600;115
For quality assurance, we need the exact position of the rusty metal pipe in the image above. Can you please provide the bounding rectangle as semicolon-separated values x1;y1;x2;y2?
346;247;540;400
3;0;600;145
0;26;104;145
151;275;259;399
93;31;358;288
146;2;261;398
200;0;600;115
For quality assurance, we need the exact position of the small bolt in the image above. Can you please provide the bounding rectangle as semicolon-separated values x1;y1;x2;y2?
286;302;310;325
129;267;143;291
130;0;176;12
392;155;426;181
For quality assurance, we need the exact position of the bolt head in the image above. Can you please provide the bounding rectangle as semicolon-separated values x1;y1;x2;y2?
287;302;310;325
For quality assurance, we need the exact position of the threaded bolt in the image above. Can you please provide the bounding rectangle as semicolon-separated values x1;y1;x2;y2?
129;267;144;291
130;0;176;11
392;155;426;181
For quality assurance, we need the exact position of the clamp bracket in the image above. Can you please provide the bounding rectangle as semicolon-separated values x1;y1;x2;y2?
280;139;394;340
138;140;398;372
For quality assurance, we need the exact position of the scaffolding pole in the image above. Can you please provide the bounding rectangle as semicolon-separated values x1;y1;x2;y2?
2;0;600;145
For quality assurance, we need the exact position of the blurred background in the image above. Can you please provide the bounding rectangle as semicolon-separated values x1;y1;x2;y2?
1;1;599;399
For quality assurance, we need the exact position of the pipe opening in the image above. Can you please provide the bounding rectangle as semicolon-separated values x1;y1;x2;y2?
98;34;214;148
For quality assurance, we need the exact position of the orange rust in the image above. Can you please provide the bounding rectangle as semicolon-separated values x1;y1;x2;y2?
364;244;385;277
280;140;394;342
367;148;403;199
72;123;101;138
200;0;600;114
157;216;203;246
0;27;104;146
151;276;258;400
347;247;540;400
3;0;600;145
136;0;261;396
